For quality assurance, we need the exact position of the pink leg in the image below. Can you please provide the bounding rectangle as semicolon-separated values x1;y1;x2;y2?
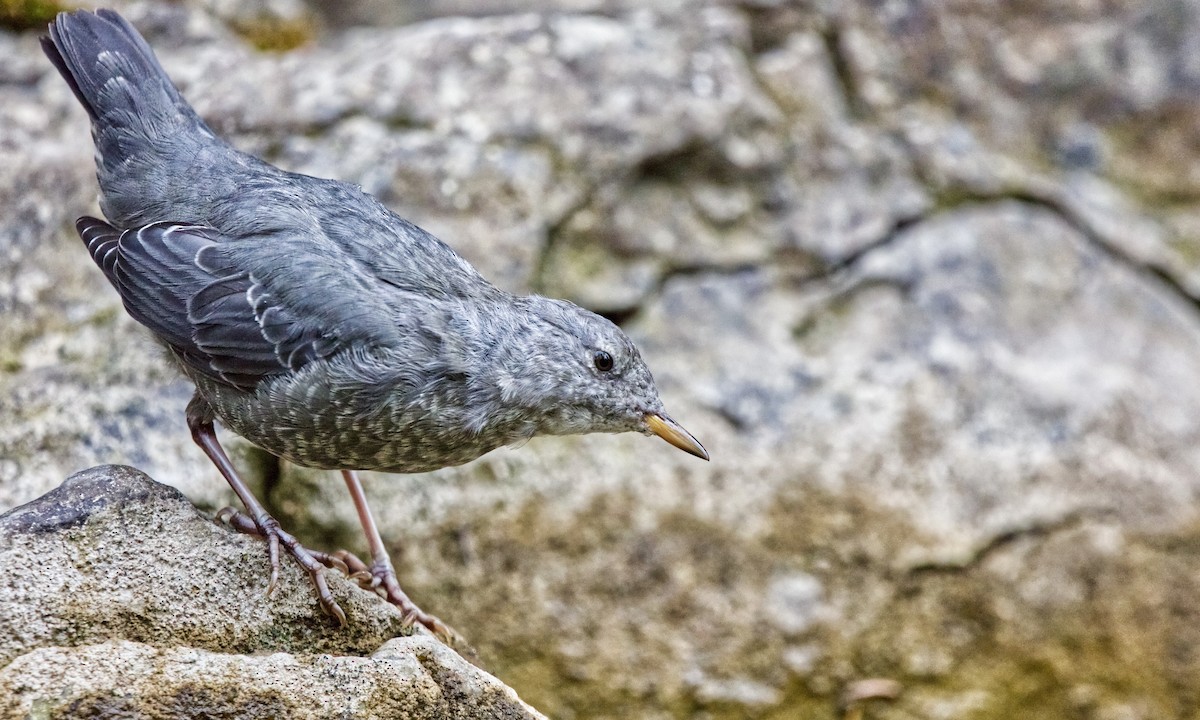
342;470;460;643
187;398;346;626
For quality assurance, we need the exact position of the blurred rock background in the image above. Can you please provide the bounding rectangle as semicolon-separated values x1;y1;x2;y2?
4;0;1200;718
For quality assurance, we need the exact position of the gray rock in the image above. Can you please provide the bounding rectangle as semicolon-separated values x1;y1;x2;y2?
2;639;537;720
8;1;1200;717
0;465;544;719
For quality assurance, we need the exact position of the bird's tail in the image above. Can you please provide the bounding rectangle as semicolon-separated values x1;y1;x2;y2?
41;9;194;128
42;10;221;226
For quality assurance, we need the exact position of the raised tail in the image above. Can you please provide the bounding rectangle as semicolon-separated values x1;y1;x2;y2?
42;9;224;227
41;10;197;128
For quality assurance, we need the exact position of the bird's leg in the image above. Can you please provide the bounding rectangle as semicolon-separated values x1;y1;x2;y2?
186;398;347;626
341;470;461;643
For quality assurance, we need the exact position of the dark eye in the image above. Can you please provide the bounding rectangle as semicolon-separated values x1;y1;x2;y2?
593;350;614;372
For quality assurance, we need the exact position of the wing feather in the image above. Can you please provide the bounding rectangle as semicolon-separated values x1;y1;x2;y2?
75;216;343;390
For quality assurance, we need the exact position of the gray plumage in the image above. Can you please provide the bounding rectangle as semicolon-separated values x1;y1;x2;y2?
43;9;706;474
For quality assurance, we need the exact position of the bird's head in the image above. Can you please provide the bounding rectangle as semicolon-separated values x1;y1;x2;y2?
475;295;708;460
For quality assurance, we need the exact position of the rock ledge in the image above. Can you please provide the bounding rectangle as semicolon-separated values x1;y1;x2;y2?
0;465;544;720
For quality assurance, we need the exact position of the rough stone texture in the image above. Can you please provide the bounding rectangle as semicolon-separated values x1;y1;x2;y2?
5;1;1200;718
0;465;544;719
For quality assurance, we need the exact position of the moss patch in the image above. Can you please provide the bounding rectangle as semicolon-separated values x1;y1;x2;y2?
0;0;69;31
229;15;316;53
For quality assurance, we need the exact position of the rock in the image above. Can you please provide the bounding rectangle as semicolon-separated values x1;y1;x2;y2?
0;465;400;665
7;1;1200;718
2;638;541;719
0;465;544;719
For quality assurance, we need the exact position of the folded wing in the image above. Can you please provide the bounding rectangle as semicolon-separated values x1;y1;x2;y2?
78;216;342;391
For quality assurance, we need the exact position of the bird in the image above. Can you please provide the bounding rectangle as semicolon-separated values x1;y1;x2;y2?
41;9;708;636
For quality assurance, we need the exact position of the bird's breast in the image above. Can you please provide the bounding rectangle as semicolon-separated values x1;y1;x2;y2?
193;363;518;473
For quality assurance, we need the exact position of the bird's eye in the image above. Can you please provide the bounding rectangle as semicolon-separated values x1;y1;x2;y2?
593;350;614;372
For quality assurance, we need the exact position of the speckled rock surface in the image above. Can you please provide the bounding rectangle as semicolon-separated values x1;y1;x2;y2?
1;638;538;720
0;465;544;719
6;1;1200;718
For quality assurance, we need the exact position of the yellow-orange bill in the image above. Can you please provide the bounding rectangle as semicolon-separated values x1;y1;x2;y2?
645;413;709;461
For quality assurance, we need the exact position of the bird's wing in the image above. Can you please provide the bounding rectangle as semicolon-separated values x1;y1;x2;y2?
78;216;345;390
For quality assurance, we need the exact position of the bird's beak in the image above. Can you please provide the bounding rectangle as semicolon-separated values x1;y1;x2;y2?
645;412;709;461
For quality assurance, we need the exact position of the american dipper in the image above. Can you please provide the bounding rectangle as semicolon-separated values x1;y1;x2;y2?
42;9;708;634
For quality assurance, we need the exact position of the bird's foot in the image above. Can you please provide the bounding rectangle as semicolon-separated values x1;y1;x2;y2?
325;549;461;645
217;508;459;643
215;506;347;626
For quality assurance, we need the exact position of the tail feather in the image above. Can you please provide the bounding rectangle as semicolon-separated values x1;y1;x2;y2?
43;10;221;227
41;9;197;140
39;33;93;121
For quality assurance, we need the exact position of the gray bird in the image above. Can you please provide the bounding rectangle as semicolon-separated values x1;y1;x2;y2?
42;9;708;634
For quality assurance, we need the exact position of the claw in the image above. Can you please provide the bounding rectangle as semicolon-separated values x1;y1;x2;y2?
315;574;348;628
215;506;240;526
329;549;378;589
307;550;351;576
215;506;347;624
217;507;263;537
